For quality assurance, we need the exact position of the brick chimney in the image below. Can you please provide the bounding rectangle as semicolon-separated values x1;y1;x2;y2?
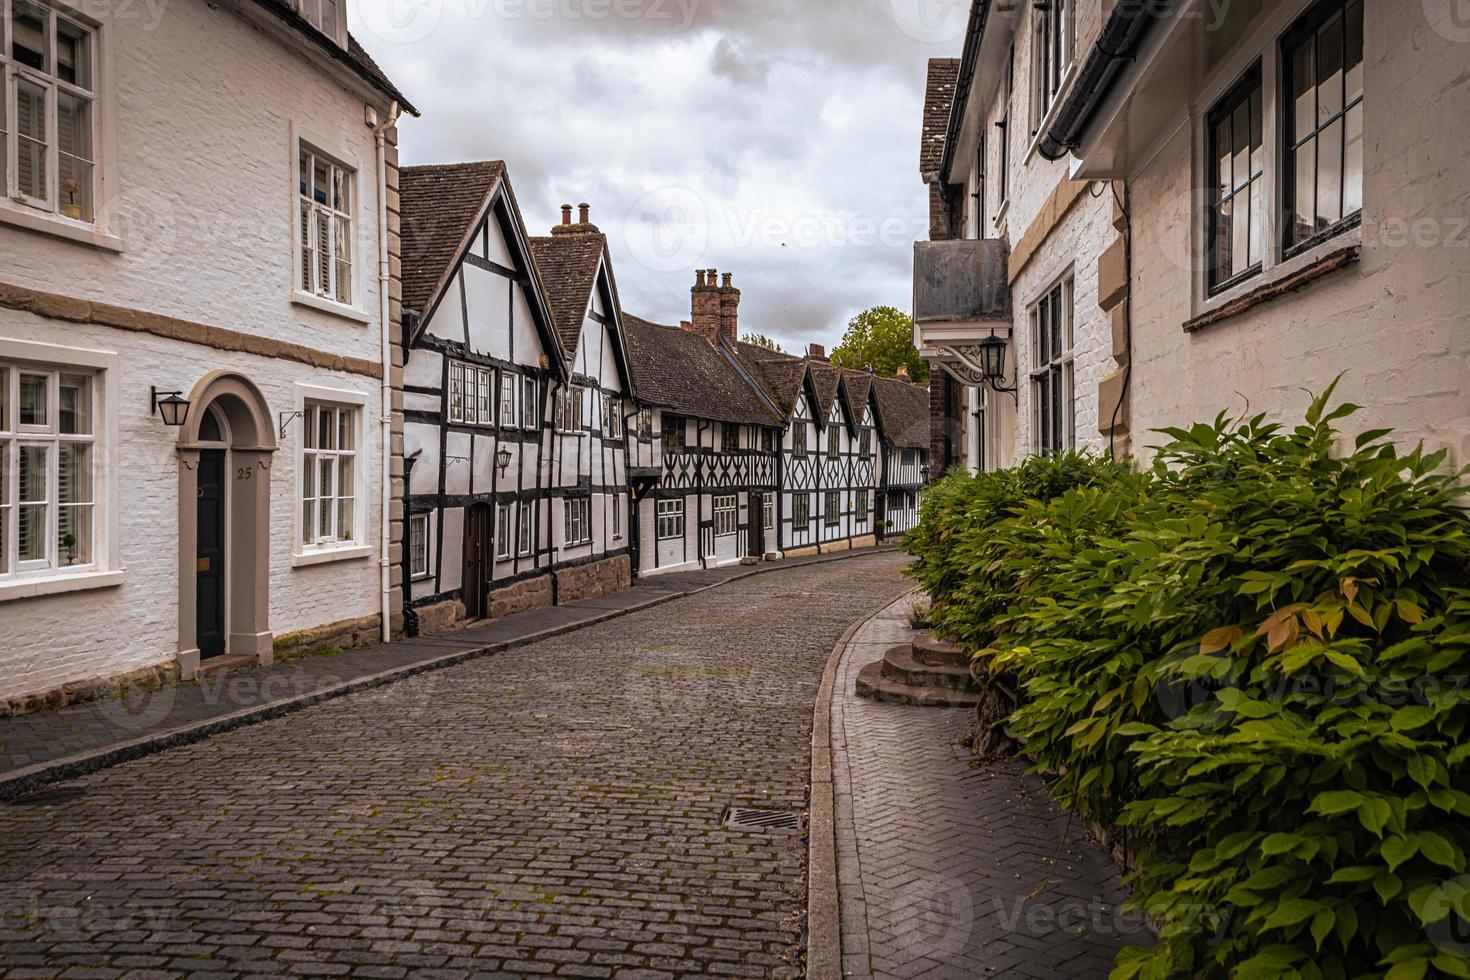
689;269;725;344
807;343;827;361
551;202;600;236
718;273;740;345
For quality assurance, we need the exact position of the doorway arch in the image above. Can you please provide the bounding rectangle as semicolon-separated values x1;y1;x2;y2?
175;371;277;678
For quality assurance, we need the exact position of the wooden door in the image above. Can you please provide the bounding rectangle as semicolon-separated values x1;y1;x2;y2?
463;504;491;620
196;449;226;659
748;493;764;557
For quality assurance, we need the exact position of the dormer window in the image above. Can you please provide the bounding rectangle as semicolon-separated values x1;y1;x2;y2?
297;0;343;44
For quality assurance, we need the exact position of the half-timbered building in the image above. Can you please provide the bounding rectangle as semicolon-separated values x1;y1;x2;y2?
869;374;931;536
527;205;636;603
398;162;570;632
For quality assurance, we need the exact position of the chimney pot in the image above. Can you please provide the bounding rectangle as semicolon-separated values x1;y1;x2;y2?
578;203;590;224
896;363;910;379
561;204;573;226
681;320;693;332
807;343;826;361
722;273;732;288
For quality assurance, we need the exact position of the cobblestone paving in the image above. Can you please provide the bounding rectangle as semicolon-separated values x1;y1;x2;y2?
0;552;912;979
832;599;1136;979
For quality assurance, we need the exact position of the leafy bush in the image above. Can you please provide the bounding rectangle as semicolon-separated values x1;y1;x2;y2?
904;388;1470;980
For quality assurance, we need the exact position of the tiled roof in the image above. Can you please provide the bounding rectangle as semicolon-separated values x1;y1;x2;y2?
247;0;419;114
347;35;419;115
726;341;808;419
399;161;506;317
807;363;841;416
871;376;931;450
527;235;605;357
921;58;960;177
624;317;780;426
840;371;873;422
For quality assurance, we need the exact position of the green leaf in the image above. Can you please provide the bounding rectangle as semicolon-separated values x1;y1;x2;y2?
1381;835;1419;872
1414;831;1461;870
1310;908;1335;951
1384;958;1430;980
1327;866;1379;884
1309;790;1367;816
1264;898;1329;931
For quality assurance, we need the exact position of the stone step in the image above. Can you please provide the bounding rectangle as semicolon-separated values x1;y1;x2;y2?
879;646;977;691
911;633;970;669
855;661;981;709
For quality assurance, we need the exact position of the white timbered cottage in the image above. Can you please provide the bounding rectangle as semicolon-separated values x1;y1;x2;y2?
623;304;782;575
869;375;932;536
527;205;635;601
398;162;569;631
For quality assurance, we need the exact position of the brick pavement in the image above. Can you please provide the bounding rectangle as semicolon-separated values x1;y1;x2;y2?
1;548;896;794
830;597;1138;979
0;550;911;979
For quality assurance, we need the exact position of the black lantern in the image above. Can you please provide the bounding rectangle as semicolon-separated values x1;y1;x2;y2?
495;446;513;473
976;331;1018;398
151;386;191;427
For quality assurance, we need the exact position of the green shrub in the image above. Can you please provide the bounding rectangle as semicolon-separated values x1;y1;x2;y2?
905;387;1470;980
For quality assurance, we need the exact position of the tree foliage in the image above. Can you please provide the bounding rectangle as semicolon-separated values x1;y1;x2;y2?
830;306;929;381
741;333;785;353
905;385;1470;980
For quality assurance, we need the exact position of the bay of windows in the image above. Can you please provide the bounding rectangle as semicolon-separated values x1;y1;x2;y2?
1029;278;1075;457
713;495;737;537
0;362;95;577
301;401;357;548
2;0;97;222
656;498;684;540
298;147;353;305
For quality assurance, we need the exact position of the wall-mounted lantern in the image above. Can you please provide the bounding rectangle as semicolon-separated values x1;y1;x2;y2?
151;386;191;427
496;446;513;474
977;330;1019;398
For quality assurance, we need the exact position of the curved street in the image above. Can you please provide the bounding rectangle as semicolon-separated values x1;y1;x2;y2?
0;552;911;979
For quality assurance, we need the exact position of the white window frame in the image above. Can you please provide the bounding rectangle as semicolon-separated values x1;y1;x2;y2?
409;512;429;580
1;0;98;224
563;496;591;546
554;385;585;435
635;409;653;441
522;376;539;430
713;494;737;537
762;494;774;533
498;372;517;429
298;393;365;555
296;0;345;45
495;502;512;560
297;144;355;308
611;493;622;540
656;498;684;541
447;362;496;426
0;340;117;601
856;489;869;524
602;392;623;440
1029;276;1075;457
1030;0;1074;135
517;500;534;556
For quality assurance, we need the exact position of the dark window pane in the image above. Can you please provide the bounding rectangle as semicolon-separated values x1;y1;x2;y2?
1249;87;1264;177
1344;103;1363;215
1231;100;1251;191
1215;116;1233;201
1049;292;1062;357
1291;39;1316;142
1345;0;1364;104
1317;117;1344;229
1294;135;1317;241
1317;13;1344;124
1232;192;1250;277
1215;198;1234;282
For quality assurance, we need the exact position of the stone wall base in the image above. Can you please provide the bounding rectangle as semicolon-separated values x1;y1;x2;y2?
491;574;553;620
415;599;467;636
0;660;183;720
785;545;820;558
273;615;384;662
556;555;632;605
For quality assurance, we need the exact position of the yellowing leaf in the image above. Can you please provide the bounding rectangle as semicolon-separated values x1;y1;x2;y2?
1201;625;1244;655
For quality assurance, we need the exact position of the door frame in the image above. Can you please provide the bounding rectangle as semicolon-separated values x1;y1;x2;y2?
463;502;492;621
748;492;765;558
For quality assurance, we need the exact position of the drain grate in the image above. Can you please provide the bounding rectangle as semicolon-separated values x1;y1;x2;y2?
722;806;802;833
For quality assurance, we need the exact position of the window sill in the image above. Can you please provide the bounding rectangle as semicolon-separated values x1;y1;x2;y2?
291;291;373;324
0;569;126;603
1184;242;1361;334
0;204;124;253
291;544;374;568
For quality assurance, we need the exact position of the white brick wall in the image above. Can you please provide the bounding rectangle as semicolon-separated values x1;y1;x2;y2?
0;0;395;700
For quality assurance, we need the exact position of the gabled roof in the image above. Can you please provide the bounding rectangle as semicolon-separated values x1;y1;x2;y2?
399;161;506;316
624;317;781;427
527;234;606;356
725;340;809;420
870;376;931;450
806;363;842;418
921;58;960;177
840;371;873;429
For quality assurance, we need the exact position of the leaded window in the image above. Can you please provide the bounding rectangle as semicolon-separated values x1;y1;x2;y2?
1029;278;1074;456
824;491;840;527
564;497;591;546
1207;65;1265;293
656;498;684;541
713;495;737;537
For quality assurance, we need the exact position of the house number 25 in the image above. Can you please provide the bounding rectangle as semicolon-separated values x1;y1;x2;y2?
236;467;254;481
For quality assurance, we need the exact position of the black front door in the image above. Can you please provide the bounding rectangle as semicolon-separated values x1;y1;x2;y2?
463;504;491;621
748;493;764;558
196;449;226;659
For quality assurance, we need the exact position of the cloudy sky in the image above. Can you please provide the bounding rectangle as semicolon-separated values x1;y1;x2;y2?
349;0;970;352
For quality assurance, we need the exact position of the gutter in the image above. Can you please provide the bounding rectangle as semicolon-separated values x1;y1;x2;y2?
372;101;402;644
937;0;992;185
1037;1;1162;162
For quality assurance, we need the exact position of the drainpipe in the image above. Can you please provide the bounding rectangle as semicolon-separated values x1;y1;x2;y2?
372;100;402;643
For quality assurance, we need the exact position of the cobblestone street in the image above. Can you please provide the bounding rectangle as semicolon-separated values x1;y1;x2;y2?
0;553;910;979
